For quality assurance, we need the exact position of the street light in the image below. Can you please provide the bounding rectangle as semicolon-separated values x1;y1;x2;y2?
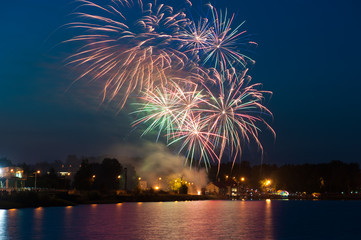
65;172;71;189
34;170;40;189
118;175;122;190
265;180;271;186
241;177;245;182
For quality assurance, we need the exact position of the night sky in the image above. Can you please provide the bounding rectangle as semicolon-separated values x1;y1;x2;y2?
1;0;360;165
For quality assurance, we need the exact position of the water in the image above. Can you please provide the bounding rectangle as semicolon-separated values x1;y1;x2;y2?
1;200;360;240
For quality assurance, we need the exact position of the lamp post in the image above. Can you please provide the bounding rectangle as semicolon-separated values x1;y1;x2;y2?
239;177;246;196
118;175;121;190
34;170;40;190
65;172;70;189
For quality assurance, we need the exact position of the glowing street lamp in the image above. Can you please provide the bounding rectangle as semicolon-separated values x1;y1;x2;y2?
241;177;245;182
34;170;41;189
117;175;122;190
265;179;271;186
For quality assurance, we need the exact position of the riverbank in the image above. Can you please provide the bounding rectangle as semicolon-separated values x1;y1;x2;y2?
0;190;220;209
1;190;360;209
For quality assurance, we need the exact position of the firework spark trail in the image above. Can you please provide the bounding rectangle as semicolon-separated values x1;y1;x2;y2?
201;69;275;165
167;112;222;170
65;0;275;169
131;81;204;142
180;17;211;59
181;4;256;74
66;0;194;107
204;4;256;72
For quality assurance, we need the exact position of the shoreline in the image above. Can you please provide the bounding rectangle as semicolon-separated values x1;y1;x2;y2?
1;191;361;209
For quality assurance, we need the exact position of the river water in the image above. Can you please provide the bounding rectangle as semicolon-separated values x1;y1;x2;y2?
1;200;360;240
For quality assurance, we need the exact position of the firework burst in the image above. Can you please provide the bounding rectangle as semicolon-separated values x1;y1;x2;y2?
65;0;275;170
201;4;256;72
66;0;193;107
168;112;222;170
202;69;275;164
131;81;204;142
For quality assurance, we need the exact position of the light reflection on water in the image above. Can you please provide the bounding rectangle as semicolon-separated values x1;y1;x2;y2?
0;210;7;240
1;200;361;240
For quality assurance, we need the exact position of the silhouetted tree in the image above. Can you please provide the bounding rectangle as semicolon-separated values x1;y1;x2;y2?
74;159;94;190
179;184;188;194
208;160;361;193
93;158;122;191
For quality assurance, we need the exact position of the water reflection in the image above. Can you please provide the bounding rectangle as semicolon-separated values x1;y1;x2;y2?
1;200;360;239
0;210;7;240
33;207;44;239
0;201;276;239
265;199;274;238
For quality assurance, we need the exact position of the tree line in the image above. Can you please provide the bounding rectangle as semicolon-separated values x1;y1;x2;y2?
208;160;361;193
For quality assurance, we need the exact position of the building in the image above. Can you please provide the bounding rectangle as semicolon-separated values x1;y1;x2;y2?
205;182;220;195
0;167;24;190
205;180;238;197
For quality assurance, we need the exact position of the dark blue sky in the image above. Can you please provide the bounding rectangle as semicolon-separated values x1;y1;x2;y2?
0;0;360;165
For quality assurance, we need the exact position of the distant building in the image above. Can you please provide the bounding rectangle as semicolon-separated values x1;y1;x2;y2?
205;182;220;195
0;167;24;190
206;180;238;197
